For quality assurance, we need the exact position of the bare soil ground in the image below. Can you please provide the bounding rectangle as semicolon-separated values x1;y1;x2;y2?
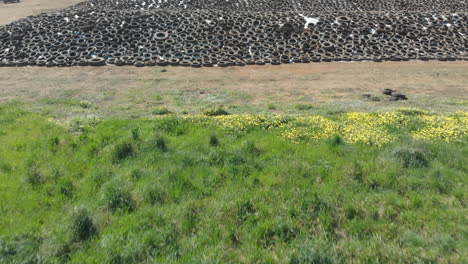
0;0;81;25
1;62;467;121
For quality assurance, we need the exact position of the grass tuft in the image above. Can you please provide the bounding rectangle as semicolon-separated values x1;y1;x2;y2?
154;134;168;152
152;107;172;115
295;104;315;111
130;169;144;180
143;183;167;205
257;221;299;247
131;127;140;141
69;206;97;242
327;135;345;147
25;165;44;186
393;147;430;168
209;134;220;147
112;142;134;163
203;107;230;116
100;179;135;213
237;200;257;222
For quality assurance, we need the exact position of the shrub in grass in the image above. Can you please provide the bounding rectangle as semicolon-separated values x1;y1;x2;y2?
131;127;140;141
344;204;360;220
229;228;241;246
327;135;345;147
130;169;144;180
48;136;60;147
57;177;75;198
152;107;171;115
153;134;168;152
209;134;219;147
25;166;44;186
70;206;97;242
301;194;336;219
112;142;134;163
344;161;365;182
88;167;113;189
100;180;135;213
229;150;247;165
268;103;277;110
257;221;299;247
203;107;230;116
245;141;262;156
393;148;429;168
182;204;200;235
295;104;315;111
237;200;257;222
79;100;92;109
0;160;12;173
143;183;167;205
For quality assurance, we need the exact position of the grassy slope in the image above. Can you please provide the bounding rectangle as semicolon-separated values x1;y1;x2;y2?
0;104;467;263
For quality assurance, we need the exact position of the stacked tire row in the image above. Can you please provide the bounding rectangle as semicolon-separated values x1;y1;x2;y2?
0;1;467;67
77;0;468;12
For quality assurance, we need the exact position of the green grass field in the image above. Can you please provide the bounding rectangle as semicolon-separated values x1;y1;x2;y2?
0;103;467;263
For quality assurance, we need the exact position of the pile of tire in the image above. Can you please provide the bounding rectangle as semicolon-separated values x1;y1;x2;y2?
75;0;468;12
0;0;466;67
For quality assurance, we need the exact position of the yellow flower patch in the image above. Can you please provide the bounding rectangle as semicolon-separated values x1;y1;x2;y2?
184;110;468;146
413;114;468;142
280;116;337;143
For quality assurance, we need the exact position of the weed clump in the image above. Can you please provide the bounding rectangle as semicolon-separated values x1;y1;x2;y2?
203;107;230;116
100;180;135;213
48;136;60;147
245;141;262;156
154;135;168;152
70;206;97;242
57;177;75;198
257;221;298;247
79;100;92;109
152;107;171;115
143;183;167;205
131;127;140;141
130;169;144;180
182;204;200;235
112;142;134;163
209;134;219;147
0;161;12;173
25;166;44;186
327;135;345;147
393;148;430;168
237;200;257;222
295;104;315;111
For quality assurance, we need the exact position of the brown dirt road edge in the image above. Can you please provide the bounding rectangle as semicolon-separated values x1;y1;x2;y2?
0;0;81;25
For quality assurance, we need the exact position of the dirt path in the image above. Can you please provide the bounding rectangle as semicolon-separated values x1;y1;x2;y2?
0;0;81;25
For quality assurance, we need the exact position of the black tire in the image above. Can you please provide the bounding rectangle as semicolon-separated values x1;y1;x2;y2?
88;57;106;66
